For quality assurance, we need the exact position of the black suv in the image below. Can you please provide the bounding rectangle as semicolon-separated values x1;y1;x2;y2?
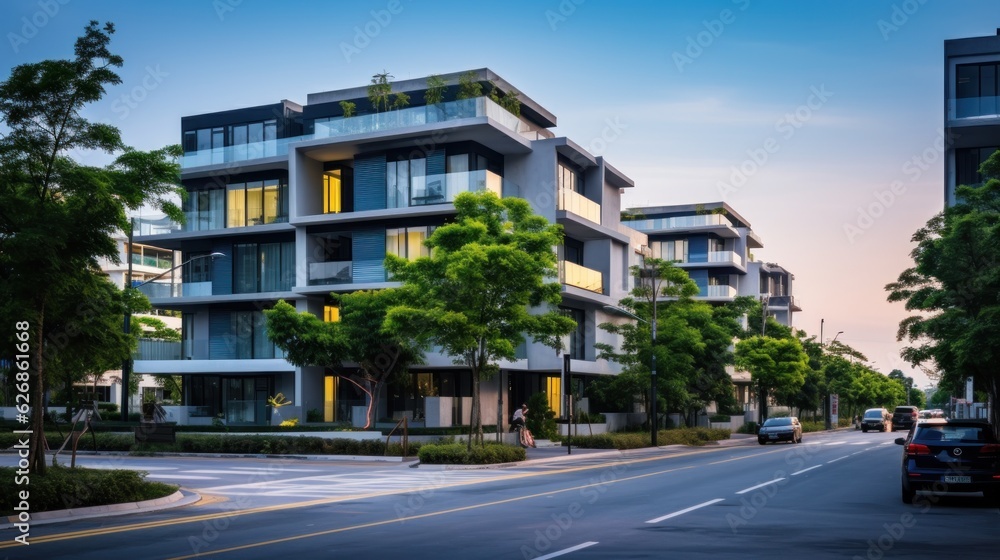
861;408;890;432
892;406;920;432
895;419;1000;505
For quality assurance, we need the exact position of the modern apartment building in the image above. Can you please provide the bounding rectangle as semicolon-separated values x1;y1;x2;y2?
134;69;644;427
622;202;801;414
945;29;1000;206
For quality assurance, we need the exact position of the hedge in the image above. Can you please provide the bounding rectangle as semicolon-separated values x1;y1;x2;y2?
417;442;526;464
563;427;730;450
0;466;177;516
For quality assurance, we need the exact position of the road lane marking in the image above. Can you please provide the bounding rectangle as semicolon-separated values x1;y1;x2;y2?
735;478;785;494
826;456;849;464
646;499;725;523
824;441;847;446
791;465;822;476
535;542;599;559
146;474;219;480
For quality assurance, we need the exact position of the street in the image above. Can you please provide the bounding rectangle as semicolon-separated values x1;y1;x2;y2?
1;429;997;559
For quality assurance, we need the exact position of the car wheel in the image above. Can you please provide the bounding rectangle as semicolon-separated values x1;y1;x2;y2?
862;428;867;433
902;482;914;505
758;439;766;445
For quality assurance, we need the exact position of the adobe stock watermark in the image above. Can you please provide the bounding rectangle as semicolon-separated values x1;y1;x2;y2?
672;0;750;73
214;0;243;21
877;0;927;41
717;84;834;199
521;459;629;559
842;128;955;245
111;65;169;120
7;0;71;54
340;0;405;63
545;0;585;31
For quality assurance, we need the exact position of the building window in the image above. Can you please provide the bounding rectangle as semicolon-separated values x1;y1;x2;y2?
231;311;284;359
233;241;294;293
546;376;562;417
188;375;221;417
324;170;342;214
558;160;582;193
956;147;999;187
387;157;427;208
386;226;435;260
324;305;340;322
956;62;1000;118
226;179;287;227
184;189;225;231
659;239;688;263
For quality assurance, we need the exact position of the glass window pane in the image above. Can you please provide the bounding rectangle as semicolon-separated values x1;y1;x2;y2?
227;184;246;228
246;181;264;225
197;129;210;151
248;122;263;144
386;228;401;257
234;243;258;293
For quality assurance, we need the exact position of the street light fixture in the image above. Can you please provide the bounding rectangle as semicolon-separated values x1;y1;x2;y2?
120;250;225;421
604;304;658;447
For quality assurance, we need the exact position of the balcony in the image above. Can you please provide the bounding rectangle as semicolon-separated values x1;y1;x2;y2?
949;96;1000;121
133;339;182;360
558;187;601;225
183;210;225;232
559;261;603;294
705;285;738;298
308;261;353;285
623;214;728;232
707;251;743;267
136;281;213;299
767;295;803;311
181;97;534;169
404;169;514;207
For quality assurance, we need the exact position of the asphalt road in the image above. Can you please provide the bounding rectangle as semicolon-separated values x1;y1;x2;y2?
2;429;997;559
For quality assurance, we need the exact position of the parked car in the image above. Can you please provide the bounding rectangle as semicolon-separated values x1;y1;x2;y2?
892;405;920;432
919;409;945;419
757;416;802;445
894;419;1000;505
861;408;891;432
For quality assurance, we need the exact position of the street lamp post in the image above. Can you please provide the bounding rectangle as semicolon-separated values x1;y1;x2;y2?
120;247;224;421
604;303;658;447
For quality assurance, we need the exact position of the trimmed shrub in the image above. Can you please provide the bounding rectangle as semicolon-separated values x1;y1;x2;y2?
565;427;730;450
417;442;526;464
0;466;177;516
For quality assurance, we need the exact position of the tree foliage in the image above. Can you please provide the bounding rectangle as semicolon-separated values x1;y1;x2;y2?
735;336;809;422
264;291;421;429
886;149;1000;434
0;21;182;474
384;191;576;449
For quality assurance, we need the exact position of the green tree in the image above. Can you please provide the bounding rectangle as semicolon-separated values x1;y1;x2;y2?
735;336;809;423
265;291;421;428
424;74;447;105
384;191;576;450
0;22;182;474
367;70;393;113
456;71;483;100
886;149;1000;435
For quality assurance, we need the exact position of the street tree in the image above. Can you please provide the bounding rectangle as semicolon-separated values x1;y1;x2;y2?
886;149;1000;434
0;22;183;474
735;336;810;423
265;291;421;428
384;191;576;450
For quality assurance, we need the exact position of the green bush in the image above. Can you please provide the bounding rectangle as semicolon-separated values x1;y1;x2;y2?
0;466;177;516
526;393;557;440
737;422;759;434
417;442;525;464
709;413;732;423
564;427;730;450
575;411;606;424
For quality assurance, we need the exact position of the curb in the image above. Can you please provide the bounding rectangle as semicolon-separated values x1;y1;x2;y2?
1;488;201;528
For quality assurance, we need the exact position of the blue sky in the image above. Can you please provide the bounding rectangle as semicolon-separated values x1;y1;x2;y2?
3;0;994;388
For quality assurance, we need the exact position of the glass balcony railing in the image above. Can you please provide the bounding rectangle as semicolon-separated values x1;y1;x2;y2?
181;97;529;169
136;281;212;299
131;254;173;269
132;216;181;236
707;251;743;267
623;214;728;232
133;339;182;360
404;169;514;207
705;285;738;298
559;261;603;294
949;97;1000;120
557;187;601;225
308;261;353;285
183;210;225;232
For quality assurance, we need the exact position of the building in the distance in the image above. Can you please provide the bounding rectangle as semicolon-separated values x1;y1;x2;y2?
944;29;1000;206
133;69;646;427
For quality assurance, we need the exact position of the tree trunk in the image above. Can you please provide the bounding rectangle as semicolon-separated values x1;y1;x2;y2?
29;304;47;475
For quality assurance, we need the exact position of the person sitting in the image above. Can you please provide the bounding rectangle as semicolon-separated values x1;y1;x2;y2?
511;404;527;431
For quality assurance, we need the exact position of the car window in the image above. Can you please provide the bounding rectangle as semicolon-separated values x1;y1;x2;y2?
864;411;883;418
916;425;992;443
763;418;791;426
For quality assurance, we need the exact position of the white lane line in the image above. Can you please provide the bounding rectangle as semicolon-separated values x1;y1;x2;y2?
534;542;599;559
824;441;847;446
826;456;849;464
646;499;725;523
735;479;785;495
791;465;822;476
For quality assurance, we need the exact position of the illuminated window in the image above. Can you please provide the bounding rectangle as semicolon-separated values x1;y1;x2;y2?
546;377;561;416
324;305;340;322
324;376;337;422
227;179;287;227
323;171;342;214
386;226;435;260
